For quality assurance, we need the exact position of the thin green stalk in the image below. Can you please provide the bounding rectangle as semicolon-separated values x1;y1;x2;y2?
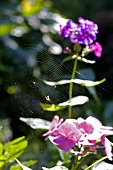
71;156;78;170
68;54;78;118
71;156;85;170
93;93;101;105
84;156;108;170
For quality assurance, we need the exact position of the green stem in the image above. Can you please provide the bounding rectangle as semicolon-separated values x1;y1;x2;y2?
84;156;108;170
71;156;78;170
68;54;78;118
93;93;101;105
71;156;84;170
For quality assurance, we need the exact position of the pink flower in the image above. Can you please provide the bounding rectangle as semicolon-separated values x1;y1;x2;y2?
43;115;63;140
43;116;113;160
76;116;113;160
90;42;102;57
86;116;113;137
101;136;113;161
53;121;81;152
76;117;99;145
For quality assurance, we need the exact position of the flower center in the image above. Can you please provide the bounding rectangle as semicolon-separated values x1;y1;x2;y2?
84;32;89;37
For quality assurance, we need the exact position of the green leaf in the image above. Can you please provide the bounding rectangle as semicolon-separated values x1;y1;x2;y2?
0;143;4;169
23;160;37;168
0;143;3;156
15;159;32;170
62;56;74;63
62;55;95;64
21;0;44;16
40;96;89;111
0;161;5;169
80;78;106;86
19;117;50;130
4;136;28;164
58;96;89;106
10;164;22;170
10;159;37;170
42;166;69;170
0;24;16;36
43;78;106;87
43;79;70;86
78;56;96;64
40;103;66;111
0;22;29;36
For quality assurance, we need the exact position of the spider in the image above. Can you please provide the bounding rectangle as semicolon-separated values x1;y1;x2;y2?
45;95;51;103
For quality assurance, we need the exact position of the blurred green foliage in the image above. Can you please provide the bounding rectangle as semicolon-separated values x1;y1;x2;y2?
0;136;36;170
0;0;113;169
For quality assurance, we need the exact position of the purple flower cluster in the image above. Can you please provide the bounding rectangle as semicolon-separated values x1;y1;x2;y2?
60;17;103;57
60;17;98;46
43;116;113;160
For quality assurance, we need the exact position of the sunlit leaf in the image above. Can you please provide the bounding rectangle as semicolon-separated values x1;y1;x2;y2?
0;161;5;169
42;166;69;170
20;117;50;130
10;159;37;170
40;103;66;111
62;56;74;63
78;57;96;64
0;143;5;170
0;143;3;156
4;136;28;164
43;78;106;87
91;161;113;170
0;24;16;36
62;55;95;64
81;78;106;86
43;79;70;86
21;0;44;16
15;159;32;170
58;96;89;106
0;23;29;36
40;96;89;111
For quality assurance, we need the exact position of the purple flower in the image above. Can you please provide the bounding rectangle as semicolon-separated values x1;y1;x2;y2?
90;42;102;57
78;17;98;34
60;17;99;46
53;121;81;151
60;20;78;39
77;17;98;45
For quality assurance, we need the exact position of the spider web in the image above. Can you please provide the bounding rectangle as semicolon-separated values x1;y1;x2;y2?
9;13;113;122
9;15;113;145
10;42;84;119
9;36;113;120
